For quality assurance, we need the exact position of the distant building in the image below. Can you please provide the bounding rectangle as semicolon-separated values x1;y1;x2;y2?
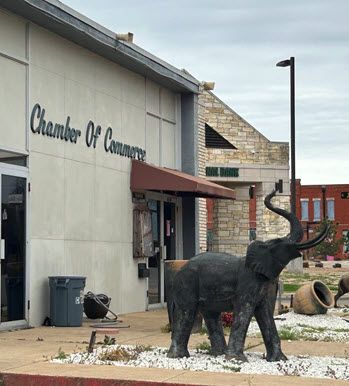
295;180;349;259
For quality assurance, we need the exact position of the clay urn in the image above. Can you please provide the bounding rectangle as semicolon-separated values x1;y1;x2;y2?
293;280;334;315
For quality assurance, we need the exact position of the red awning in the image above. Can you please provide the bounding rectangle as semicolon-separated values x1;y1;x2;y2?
131;160;235;199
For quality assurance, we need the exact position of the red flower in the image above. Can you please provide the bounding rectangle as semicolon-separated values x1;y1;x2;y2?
221;312;233;327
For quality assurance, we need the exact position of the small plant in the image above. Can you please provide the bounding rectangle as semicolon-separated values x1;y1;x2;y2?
278;327;300;341
195;340;212;354
99;346;136;362
55;347;67;360
297;324;326;334
103;335;116;346
222;364;241;372
199;325;208;335
134;344;153;353
160;323;171;333
333;328;349;333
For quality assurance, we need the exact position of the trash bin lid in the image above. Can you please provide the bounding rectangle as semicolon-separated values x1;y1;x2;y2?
49;276;86;279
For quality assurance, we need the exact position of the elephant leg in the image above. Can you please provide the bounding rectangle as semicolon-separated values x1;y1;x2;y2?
202;311;226;356
167;305;197;358
254;301;287;362
226;304;254;362
334;288;344;308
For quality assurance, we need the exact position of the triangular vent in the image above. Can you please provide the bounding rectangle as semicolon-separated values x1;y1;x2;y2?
205;124;237;149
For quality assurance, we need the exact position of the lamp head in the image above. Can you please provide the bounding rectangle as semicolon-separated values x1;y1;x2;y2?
276;59;291;67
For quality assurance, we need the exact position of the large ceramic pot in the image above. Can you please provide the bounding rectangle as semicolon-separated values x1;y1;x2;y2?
293;280;334;315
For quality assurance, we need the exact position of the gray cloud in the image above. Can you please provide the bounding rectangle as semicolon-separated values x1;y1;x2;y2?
64;0;349;184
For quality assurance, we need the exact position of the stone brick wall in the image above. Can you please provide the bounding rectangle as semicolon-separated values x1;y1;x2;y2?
256;192;291;241
197;89;291;256
201;91;289;166
212;198;250;256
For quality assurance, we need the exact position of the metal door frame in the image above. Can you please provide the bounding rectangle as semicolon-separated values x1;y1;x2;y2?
145;192;181;310
0;162;29;330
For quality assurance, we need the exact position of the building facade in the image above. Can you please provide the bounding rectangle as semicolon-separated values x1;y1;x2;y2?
296;181;349;259
198;89;292;257
0;0;236;329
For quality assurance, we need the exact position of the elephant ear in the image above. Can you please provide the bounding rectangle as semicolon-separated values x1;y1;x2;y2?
245;240;287;280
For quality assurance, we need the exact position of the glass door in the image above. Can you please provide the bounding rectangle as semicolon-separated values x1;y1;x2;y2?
0;169;26;324
147;197;178;308
164;202;176;260
148;199;161;305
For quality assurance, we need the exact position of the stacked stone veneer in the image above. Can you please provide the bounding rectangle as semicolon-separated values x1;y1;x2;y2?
201;91;289;165
198;89;291;256
256;194;291;241
212;199;249;256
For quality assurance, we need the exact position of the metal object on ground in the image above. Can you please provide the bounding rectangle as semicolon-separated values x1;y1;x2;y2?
88;328;119;353
293;280;334;315
84;292;111;319
83;291;118;320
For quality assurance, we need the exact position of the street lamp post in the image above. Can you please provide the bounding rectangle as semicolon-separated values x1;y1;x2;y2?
276;57;296;215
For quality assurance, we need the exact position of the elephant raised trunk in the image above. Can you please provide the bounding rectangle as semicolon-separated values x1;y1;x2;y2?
264;189;330;250
264;189;304;242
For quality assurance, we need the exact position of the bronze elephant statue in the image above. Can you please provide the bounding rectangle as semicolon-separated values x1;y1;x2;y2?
167;190;329;362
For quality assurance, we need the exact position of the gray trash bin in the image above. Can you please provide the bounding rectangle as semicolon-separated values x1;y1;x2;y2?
49;276;86;327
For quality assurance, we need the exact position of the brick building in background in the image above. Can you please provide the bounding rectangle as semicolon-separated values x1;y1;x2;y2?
295;180;349;259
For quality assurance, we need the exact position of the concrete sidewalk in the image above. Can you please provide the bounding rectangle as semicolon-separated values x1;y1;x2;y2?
0;309;348;385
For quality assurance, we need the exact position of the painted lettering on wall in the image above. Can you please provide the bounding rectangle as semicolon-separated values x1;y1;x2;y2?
206;167;239;178
30;103;146;161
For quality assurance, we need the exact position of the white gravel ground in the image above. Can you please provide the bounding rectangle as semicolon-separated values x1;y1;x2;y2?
247;309;349;342
53;309;349;380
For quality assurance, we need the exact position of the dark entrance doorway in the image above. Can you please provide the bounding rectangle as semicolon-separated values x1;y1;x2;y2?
1;174;26;322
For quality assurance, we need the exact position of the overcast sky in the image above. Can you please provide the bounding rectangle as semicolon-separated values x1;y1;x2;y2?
63;0;349;185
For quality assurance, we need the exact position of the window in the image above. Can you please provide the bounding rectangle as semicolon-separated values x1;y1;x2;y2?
313;199;321;221
300;199;309;221
327;199;335;220
343;230;349;254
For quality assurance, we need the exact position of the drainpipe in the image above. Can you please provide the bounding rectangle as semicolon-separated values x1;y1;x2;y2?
321;185;326;220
